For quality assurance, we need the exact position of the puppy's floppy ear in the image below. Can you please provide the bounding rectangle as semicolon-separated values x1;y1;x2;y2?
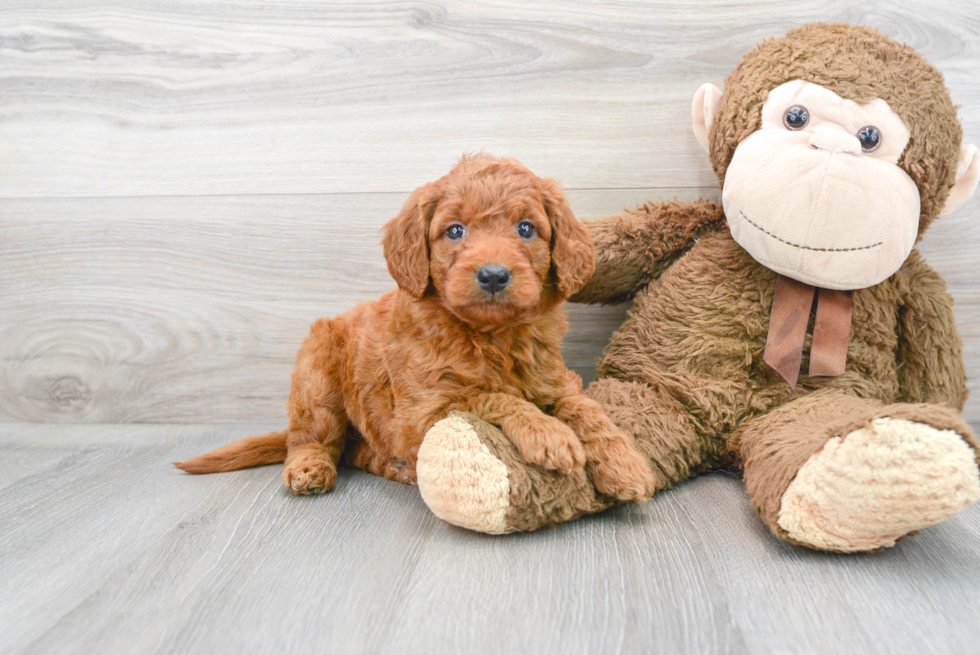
540;177;594;298
382;181;440;297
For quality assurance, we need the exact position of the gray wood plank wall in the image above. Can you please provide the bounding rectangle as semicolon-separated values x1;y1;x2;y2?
1;1;978;424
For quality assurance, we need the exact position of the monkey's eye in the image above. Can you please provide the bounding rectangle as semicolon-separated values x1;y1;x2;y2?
446;223;466;240
783;105;810;130
857;126;881;152
516;220;536;240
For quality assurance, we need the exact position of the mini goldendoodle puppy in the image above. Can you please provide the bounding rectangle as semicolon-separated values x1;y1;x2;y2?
176;155;656;502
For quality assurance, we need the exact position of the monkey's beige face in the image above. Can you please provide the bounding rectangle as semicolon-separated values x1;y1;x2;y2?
722;80;919;289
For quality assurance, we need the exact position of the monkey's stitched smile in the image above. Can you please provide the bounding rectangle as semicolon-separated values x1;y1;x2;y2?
739;211;883;252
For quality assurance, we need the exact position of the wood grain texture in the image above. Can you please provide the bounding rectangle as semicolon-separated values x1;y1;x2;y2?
0;1;978;197
0;188;678;423
1;185;977;423
1;423;979;655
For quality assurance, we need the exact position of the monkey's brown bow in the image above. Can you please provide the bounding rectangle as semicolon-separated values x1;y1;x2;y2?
763;275;852;389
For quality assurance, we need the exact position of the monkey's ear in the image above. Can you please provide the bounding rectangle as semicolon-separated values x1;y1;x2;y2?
541;178;594;299
941;144;980;217
692;83;723;155
382;182;440;297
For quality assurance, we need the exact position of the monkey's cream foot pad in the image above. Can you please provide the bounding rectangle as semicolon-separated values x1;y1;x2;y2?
778;418;980;552
418;413;612;534
417;414;512;534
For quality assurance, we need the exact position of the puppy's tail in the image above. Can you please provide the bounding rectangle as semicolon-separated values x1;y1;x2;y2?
174;430;288;474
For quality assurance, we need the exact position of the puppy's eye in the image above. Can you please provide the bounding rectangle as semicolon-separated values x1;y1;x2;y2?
783;105;809;130
516;220;536;240
446;223;466;241
857;125;881;152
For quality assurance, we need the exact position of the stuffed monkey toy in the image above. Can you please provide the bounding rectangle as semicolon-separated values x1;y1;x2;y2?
414;23;980;552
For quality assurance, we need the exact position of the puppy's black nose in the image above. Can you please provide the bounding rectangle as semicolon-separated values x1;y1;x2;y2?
476;265;511;294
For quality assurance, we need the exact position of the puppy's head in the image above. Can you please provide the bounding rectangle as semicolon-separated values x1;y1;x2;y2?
382;155;594;327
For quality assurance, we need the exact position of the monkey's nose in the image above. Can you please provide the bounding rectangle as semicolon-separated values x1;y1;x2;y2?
476;265;511;294
809;126;862;155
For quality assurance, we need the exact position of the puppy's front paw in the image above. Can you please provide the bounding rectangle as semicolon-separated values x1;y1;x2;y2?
512;415;586;474
282;453;336;495
589;440;658;502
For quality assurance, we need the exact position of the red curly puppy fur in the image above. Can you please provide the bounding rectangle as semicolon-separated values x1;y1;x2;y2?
175;155;656;501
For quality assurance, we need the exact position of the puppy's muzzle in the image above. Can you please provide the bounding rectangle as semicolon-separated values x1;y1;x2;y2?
476;264;511;295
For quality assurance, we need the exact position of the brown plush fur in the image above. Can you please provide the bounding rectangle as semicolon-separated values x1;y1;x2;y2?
176;155;656;501
433;25;980;548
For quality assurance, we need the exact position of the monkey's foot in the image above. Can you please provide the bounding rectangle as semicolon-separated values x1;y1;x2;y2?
777;417;980;552
417;413;614;534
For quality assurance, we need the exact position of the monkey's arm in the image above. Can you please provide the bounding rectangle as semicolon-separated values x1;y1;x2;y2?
571;199;726;305
895;251;969;410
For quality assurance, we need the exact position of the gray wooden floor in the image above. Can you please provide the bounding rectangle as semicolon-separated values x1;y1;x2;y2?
2;423;979;655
